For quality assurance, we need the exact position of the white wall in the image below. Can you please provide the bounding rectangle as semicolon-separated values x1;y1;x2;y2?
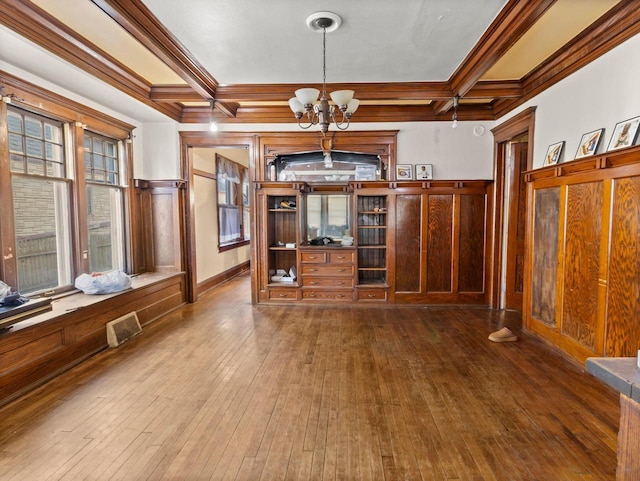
192;147;251;283
180;119;496;179
497;32;640;168
139;122;181;179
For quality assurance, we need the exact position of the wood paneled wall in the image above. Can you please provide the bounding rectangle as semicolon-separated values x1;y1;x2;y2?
133;179;186;275
524;145;640;363
0;273;186;407
391;182;491;304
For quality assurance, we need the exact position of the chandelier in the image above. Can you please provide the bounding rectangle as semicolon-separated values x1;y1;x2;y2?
288;12;360;135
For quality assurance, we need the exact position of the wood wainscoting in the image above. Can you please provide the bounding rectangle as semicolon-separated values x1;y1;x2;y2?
524;145;640;363
0;272;186;407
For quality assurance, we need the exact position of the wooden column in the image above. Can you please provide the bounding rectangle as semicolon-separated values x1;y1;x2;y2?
618;394;640;481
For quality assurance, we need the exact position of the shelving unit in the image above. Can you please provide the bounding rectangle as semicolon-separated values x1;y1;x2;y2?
266;194;298;287
356;195;387;286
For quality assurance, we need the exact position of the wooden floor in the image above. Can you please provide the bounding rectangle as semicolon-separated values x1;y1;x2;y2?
0;274;620;481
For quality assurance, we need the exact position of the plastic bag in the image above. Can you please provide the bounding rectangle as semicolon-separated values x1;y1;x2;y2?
74;270;131;295
0;280;11;298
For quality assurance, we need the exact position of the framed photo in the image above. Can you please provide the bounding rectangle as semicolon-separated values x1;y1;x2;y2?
575;128;604;159
396;164;413;180
607;115;640;151
544;141;564;166
415;163;433;180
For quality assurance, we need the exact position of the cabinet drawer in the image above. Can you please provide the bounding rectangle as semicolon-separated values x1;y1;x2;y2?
300;251;327;263
328;251;355;264
302;289;352;301
301;265;354;277
268;289;298;300
356;289;388;301
303;277;353;288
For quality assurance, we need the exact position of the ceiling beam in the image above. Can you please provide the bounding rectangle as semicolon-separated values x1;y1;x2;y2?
181;103;495;124
150;85;204;103
449;0;557;99
214;82;455;103
89;0;237;117
90;0;218;100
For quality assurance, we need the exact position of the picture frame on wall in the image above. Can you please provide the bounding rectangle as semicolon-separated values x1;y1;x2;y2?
543;141;564;166
415;163;433;180
396;164;413;180
575;128;604;159
607;115;640;151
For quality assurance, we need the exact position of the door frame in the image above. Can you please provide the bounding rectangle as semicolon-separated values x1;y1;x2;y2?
489;107;536;308
179;131;258;303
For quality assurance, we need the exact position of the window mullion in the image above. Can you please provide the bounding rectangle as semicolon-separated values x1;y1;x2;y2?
72;122;90;274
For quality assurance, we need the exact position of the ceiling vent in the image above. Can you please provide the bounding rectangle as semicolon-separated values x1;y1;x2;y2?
106;312;142;347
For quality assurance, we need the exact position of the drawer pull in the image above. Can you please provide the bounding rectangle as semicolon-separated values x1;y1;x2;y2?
279;293;287;297
337;255;346;259
338;268;346;272
337;294;346;298
309;255;317;259
309;281;317;285
339;281;345;285
309;268;317;272
309;293;317;298
367;293;376;298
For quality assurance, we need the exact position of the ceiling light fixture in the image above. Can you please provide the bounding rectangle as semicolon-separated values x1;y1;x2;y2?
289;12;359;136
451;95;460;129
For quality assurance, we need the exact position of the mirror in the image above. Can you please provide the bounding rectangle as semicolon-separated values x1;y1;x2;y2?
274;150;381;183
305;194;351;244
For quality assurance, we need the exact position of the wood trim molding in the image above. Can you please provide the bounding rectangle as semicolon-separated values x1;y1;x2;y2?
489;107;536;308
1;0;634;125
0;71;134;138
196;261;250;296
90;0;218;100
0;0;182;121
449;0;557;98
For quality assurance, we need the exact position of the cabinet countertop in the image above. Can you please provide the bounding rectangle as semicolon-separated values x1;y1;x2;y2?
586;357;640;401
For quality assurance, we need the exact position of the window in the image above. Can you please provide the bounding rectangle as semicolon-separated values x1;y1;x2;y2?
8;108;73;294
0;85;133;297
216;154;249;248
84;132;125;273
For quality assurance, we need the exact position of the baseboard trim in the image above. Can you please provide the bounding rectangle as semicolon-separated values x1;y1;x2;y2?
196;261;250;296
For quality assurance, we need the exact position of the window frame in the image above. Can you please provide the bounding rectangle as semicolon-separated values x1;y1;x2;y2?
0;73;135;296
215;153;250;252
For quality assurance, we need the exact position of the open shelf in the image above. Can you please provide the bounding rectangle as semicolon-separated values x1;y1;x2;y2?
356;195;388;286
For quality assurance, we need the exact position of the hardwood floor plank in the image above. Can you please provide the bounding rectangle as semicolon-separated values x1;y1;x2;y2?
0;274;619;481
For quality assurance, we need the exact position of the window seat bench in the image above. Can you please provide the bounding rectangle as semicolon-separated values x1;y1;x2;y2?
0;271;186;407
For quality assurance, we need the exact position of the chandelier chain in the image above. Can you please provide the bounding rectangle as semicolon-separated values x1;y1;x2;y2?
322;27;327;97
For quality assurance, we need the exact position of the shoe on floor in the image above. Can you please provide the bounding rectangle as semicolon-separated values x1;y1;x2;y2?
488;327;518;343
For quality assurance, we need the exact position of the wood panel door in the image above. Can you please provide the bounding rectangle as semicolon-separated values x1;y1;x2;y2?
505;141;528;310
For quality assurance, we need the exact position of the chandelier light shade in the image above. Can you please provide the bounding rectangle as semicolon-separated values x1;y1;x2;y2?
289;12;359;135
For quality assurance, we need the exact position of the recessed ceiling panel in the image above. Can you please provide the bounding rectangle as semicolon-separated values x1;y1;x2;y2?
141;0;508;84
482;0;620;80
31;0;186;85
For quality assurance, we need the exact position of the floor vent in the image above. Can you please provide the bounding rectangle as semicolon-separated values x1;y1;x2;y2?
106;312;142;347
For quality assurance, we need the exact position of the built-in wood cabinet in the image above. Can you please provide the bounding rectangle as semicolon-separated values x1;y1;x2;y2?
300;247;355;301
253;180;492;305
391;182;490;304
524;145;640;363
255;183;301;302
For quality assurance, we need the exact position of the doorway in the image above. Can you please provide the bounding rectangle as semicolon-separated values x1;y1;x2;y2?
490;107;536;311
503;136;528;310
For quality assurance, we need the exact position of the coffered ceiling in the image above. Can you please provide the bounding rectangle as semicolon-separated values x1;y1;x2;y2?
1;0;637;125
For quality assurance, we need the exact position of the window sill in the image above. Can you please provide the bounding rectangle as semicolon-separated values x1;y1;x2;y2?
219;239;250;253
3;271;184;334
